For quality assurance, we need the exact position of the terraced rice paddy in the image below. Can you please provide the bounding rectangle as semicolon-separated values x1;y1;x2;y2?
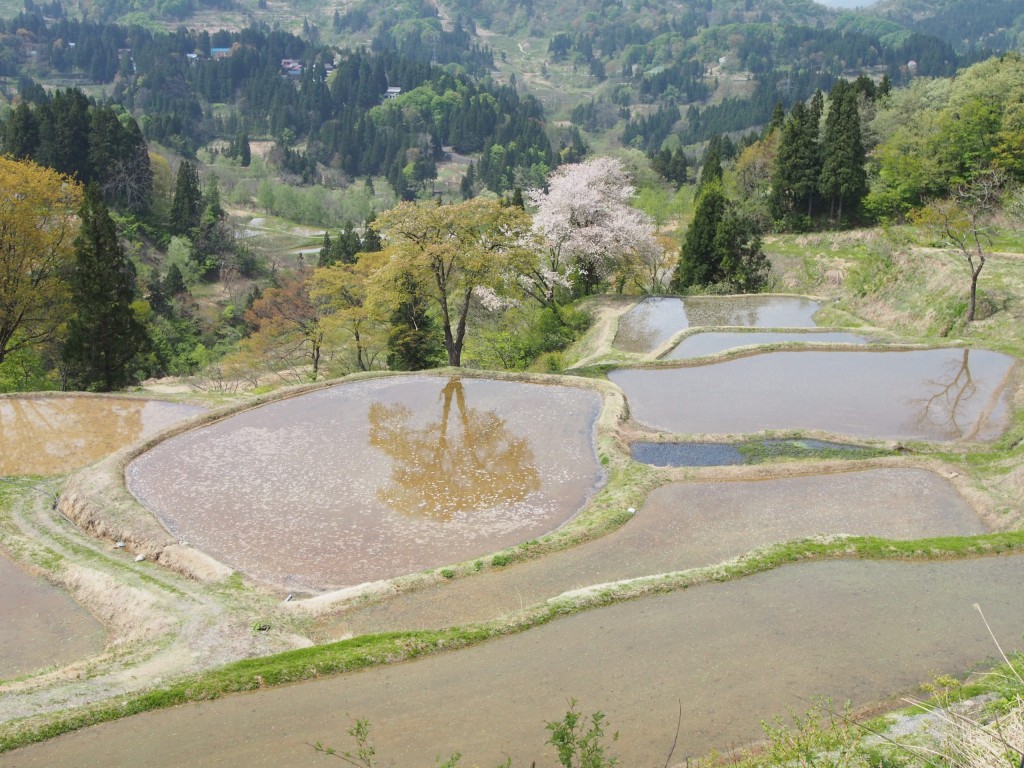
8;557;1023;767
614;296;821;354
0;396;202;476
665;330;870;359
319;467;984;637
610;348;1017;440
126;376;603;591
4;294;1021;768
0;554;104;680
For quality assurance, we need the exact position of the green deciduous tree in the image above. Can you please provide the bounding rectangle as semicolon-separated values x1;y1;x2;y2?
62;185;149;391
370;199;534;367
0;157;82;367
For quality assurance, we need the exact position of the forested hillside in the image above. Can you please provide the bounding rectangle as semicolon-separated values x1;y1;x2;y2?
0;0;1021;394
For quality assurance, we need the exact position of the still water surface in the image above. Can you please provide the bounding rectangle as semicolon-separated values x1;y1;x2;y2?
665;330;869;359
323;468;981;637
7;557;1021;767
611;348;1017;440
0;396;202;476
614;296;820;353
0;553;105;680
127;376;604;591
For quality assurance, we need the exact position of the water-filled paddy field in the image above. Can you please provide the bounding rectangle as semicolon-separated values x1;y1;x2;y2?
0;396;203;476
0;554;105;680
322;468;982;637
611;348;1017;440
614;296;820;354
8;557;1023;767
665;330;870;359
630;438;867;466
6;291;1022;766
126;376;603;591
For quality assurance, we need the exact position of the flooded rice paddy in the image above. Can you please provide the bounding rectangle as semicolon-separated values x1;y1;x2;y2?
126;376;603;591
9;556;1023;768
611;348;1017;440
322;468;981;637
0;553;104;680
665;330;870;359
0;397;203;476
630;438;868;466
614;296;820;354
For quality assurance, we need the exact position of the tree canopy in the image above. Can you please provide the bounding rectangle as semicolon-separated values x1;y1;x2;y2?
62;185;149;391
370;198;534;367
528;157;662;298
0;157;82;366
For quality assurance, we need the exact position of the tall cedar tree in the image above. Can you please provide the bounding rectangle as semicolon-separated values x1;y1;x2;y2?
62;185;148;391
818;84;867;224
672;181;728;290
770;99;821;226
698;140;723;189
170;161;202;236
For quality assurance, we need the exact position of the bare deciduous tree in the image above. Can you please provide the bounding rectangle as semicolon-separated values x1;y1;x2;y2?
914;170;1007;322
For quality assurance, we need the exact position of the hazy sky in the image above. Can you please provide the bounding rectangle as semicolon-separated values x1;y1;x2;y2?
814;0;876;7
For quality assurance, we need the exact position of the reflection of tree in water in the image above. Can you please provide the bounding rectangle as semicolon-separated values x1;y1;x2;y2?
368;378;541;520
914;349;980;439
615;303;660;352
684;296;766;327
0;398;144;475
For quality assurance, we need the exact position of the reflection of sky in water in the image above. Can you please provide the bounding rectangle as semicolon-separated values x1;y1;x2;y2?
611;348;1017;441
665;331;869;359
127;377;604;591
614;296;821;354
0;397;202;476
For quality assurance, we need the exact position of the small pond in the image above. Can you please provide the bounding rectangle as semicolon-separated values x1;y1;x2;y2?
614;296;820;354
126;376;604;591
630;438;870;466
0;396;203;476
0;552;105;680
610;348;1017;441
15;556;1022;767
665;330;870;359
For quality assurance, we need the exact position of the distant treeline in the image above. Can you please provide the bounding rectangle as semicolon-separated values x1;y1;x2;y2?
0;8;552;196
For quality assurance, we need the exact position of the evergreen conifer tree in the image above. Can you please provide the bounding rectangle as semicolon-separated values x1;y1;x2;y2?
361;213;382;253
318;232;334;267
386;272;444;371
698;141;723;189
170;161;202;236
819;85;867;224
62;185;148;391
673;181;727;291
672;181;768;293
164;263;187;296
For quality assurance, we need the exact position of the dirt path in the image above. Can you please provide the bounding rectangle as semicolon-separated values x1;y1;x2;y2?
0;484;306;724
